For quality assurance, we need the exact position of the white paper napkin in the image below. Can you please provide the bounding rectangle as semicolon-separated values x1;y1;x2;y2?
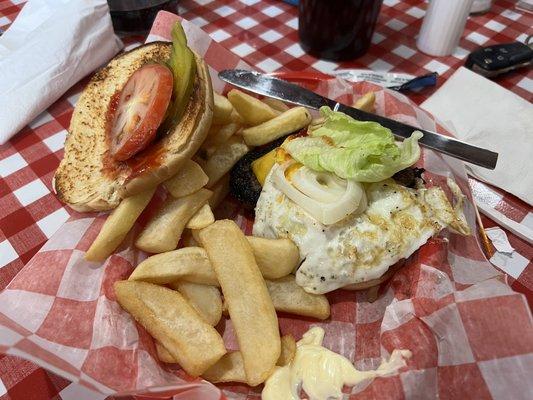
422;67;533;206
0;0;122;144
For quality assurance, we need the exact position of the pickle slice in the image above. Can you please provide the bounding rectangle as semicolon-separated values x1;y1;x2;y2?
161;21;197;132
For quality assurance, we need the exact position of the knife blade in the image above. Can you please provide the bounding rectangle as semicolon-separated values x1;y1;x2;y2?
219;69;498;170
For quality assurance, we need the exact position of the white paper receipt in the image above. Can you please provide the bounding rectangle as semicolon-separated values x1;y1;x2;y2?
262;327;411;400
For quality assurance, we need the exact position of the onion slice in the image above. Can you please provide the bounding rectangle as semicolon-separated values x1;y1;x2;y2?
273;162;367;225
290;166;346;203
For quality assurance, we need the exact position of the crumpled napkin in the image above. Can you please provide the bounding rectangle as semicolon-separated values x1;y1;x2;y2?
422;67;533;206
0;0;122;144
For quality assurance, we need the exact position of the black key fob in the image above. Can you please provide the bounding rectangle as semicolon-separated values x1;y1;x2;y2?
465;40;533;78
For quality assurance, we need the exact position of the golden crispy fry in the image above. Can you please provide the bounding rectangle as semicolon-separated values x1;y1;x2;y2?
198;220;280;386
262;98;290;112
85;188;155;262
202;351;247;384
230;108;245;125
190;229;202;244
204;273;330;319
353;91;376;112
186;204;215;230
114;281;226;376
135;189;211;253
202;334;295;383
241;106;312;146
266;275;330;320
277;335;296;366
247;236;299;279
163;159;209;199
222;299;229;316
155;341;176;363
169;281;222;326
203;122;240;151
208;173;230;209
227;89;279;126
213;92;234;125
181;229;199;247
133;236;295;285
128;247;219;286
204;136;249;188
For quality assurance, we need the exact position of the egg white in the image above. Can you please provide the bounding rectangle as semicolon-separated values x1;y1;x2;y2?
253;164;470;294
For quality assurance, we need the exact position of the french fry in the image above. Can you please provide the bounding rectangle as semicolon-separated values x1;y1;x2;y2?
213;92;234;125
208;173;230;209
186;204;215;230
247;236;299;279
353;91;376;113
114;281;226;377
266;275;330;320
211;273;330;319
202;122;240;156
241;106;312;146
85;188;156;262
277;335;296;366
191;229;202;244
129;247;219;286
198;220;280;386
204;136;249;187
169;281;222;326
222;299;229;316
202;351;247;384
181;229;199;247
156;341;176;363
202;335;295;383
163;159;208;198
262;98;290;113
135;189;212;253
132;237;296;286
227;89;279;126
230;108;245;125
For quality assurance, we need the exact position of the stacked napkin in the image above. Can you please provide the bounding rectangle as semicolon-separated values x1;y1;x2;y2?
422;67;533;206
0;0;122;144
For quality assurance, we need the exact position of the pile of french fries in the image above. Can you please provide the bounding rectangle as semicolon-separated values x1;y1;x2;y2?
116;220;330;385
82;89;336;386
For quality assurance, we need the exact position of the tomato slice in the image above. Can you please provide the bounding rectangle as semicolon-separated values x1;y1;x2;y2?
110;64;173;161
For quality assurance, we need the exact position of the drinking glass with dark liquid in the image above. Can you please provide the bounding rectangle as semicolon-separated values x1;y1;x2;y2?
299;0;384;61
108;0;179;34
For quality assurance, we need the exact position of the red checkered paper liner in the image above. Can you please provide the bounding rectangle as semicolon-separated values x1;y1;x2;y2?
1;11;532;399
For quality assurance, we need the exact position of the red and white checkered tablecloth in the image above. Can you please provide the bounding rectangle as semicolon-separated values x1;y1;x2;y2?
0;0;531;399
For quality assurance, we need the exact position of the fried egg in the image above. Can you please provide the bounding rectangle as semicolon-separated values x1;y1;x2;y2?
253;165;470;294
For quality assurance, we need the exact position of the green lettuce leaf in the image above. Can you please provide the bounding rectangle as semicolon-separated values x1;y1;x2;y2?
282;107;423;182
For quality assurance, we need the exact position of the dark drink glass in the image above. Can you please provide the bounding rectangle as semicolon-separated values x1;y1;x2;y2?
108;0;179;34
298;0;383;61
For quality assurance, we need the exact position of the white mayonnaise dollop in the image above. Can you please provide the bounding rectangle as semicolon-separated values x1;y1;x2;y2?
262;327;411;400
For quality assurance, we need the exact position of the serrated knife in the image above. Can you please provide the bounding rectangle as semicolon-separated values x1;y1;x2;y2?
219;69;498;170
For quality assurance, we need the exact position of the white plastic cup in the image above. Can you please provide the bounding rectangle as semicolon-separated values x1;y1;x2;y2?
417;0;475;57
471;0;494;13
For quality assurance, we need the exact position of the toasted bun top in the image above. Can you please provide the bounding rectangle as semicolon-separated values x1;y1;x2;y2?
54;42;213;212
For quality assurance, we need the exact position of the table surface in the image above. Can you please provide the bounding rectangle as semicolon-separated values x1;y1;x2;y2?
0;0;532;399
